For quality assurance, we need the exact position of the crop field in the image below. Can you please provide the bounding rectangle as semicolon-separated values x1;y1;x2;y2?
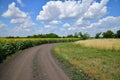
53;39;120;80
75;39;120;51
0;38;79;62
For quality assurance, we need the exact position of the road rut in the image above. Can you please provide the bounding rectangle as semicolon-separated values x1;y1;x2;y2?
0;44;70;80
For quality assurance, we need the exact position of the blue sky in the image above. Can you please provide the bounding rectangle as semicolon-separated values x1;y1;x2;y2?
0;0;120;37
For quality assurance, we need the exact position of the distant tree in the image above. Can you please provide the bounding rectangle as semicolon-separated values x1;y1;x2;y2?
76;32;90;39
66;34;74;38
6;36;14;38
16;36;20;38
82;33;90;40
116;30;120;38
27;36;31;38
77;32;83;38
27;33;60;38
102;30;114;38
95;32;101;39
74;32;78;38
33;35;38;38
62;36;66;38
46;33;59;38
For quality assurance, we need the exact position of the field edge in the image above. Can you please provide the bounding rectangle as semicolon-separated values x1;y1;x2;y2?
52;43;96;80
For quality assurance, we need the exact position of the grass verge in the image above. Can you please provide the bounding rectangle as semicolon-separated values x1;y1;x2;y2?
52;43;120;80
52;43;95;80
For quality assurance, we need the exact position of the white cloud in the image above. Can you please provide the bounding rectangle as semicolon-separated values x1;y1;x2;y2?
63;23;70;27
2;2;26;18
36;1;61;21
79;17;120;37
5;26;35;37
86;16;120;29
84;0;108;19
2;2;35;28
76;18;90;26
73;16;120;36
68;27;77;31
44;25;55;29
36;0;112;36
0;21;7;28
36;0;93;21
1;0;120;37
37;0;108;22
44;25;51;28
49;20;61;24
17;0;24;6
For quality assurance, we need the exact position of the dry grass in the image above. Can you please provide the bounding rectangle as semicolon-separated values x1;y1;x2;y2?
75;39;120;51
54;41;120;80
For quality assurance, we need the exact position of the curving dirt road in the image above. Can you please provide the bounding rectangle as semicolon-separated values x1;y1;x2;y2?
0;44;70;80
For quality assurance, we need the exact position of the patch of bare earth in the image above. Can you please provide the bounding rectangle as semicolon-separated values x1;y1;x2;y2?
0;44;70;80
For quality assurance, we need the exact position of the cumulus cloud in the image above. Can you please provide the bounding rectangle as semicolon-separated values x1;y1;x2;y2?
84;0;108;19
0;21;9;37
76;18;90;26
17;0;24;6
2;2;26;18
36;0;111;36
68;27;77;31
49;20;61;24
2;2;35;28
37;0;108;22
66;16;120;36
44;25;55;29
36;1;61;21
86;16;120;29
63;23;70;27
1;0;119;37
0;21;7;28
78;16;120;36
36;0;88;21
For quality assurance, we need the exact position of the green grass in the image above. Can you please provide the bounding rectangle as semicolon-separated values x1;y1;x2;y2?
53;43;120;80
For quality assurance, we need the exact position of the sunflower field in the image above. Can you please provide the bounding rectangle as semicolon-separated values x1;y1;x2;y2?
0;38;79;62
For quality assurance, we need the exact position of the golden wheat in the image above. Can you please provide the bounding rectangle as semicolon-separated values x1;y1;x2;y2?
75;39;120;51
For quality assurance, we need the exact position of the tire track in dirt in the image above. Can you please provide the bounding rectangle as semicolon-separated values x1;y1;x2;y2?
0;44;70;80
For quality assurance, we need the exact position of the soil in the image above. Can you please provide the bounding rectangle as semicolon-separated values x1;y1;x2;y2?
0;44;70;80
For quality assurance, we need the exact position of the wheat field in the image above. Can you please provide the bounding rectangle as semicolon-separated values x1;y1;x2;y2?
75;39;120;51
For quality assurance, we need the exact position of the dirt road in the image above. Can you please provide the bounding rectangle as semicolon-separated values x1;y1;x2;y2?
0;44;70;80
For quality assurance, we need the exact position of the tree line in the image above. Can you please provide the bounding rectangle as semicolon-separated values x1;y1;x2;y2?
27;32;90;40
95;29;120;38
27;33;60;38
63;29;120;39
5;29;120;39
